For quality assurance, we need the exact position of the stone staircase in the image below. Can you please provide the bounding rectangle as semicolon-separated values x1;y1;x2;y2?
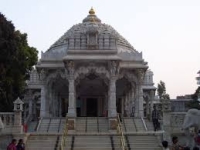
73;135;113;150
25;117;162;150
27;121;37;132
76;117;109;133
122;118;137;132
144;118;154;131
76;117;86;132
87;117;98;132
26;134;58;150
134;118;146;131
128;135;161;150
98;117;109;132
122;117;155;132
38;118;50;132
48;118;61;132
37;118;65;133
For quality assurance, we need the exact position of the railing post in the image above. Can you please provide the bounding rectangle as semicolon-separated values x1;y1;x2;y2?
13;97;24;134
60;116;68;150
117;114;127;150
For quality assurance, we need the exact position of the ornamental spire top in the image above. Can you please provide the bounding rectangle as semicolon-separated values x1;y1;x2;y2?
89;7;95;15
82;7;101;23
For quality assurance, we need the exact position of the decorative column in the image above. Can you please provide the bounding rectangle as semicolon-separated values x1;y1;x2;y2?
138;85;144;117
121;97;124;117
39;69;47;118
65;60;76;117
68;77;76;117
136;69;145;118
40;84;46;117
162;99;171;144
149;90;155;121
49;87;53;117
128;90;132;116
124;92;128;116
146;96;149;118
64;60;76;131
28;98;33;119
134;87;139;117
131;87;135;117
52;92;56;116
108;60;119;130
108;60;119;118
108;76;117;117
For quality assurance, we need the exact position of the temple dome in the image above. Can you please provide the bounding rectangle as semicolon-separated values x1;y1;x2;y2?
41;8;144;61
49;8;136;53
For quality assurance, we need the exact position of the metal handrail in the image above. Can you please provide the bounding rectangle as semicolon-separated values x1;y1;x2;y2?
60;116;68;150
117;114;127;150
36;117;42;132
141;117;148;131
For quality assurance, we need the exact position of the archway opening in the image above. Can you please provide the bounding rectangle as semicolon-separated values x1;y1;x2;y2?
76;73;108;117
116;77;133;117
48;76;68;117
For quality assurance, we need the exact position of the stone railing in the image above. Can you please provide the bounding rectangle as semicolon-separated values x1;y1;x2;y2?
0;112;14;126
170;112;186;133
0;112;15;134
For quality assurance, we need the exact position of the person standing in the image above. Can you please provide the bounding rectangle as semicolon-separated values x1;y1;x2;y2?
7;139;17;150
171;136;184;150
16;139;25;150
152;105;159;131
162;140;170;150
194;130;200;148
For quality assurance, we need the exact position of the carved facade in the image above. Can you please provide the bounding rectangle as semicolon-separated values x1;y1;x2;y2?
24;8;156;119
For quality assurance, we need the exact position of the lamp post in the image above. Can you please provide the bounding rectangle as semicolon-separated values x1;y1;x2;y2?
13;97;24;133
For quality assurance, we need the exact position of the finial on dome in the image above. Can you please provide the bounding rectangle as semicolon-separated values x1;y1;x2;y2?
89;7;95;15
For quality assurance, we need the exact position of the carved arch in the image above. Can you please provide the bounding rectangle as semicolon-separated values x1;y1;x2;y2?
46;69;66;84
143;92;150;102
118;71;139;86
74;65;110;85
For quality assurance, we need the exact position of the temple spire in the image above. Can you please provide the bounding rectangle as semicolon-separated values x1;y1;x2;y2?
82;7;101;23
89;7;95;15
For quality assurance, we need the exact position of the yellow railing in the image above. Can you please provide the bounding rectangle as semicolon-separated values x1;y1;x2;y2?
117;114;127;150
60;116;68;150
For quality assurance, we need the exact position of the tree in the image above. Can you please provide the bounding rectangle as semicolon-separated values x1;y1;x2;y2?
0;13;38;111
157;81;170;100
187;87;200;109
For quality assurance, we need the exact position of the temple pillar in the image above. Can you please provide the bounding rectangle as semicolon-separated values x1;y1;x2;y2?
128;90;132;116
40;84;46;117
134;87;139;117
121;97;124;117
108;77;117;117
131;87;135;116
64;60;76;118
29;98;33;118
162;99;171;144
125;92;128;116
135;69;145;118
67;78;76;117
138;84;144;117
150;90;154;121
146;96;150;118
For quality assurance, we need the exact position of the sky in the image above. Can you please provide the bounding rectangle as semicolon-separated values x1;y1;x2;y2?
0;0;200;98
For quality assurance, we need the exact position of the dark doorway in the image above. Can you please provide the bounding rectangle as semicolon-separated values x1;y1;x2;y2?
87;98;97;117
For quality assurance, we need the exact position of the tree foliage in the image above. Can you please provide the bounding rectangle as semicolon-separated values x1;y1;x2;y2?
187;87;200;109
0;13;38;111
157;80;170;100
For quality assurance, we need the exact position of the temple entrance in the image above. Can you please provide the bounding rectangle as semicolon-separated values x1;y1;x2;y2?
86;98;98;117
76;73;108;117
